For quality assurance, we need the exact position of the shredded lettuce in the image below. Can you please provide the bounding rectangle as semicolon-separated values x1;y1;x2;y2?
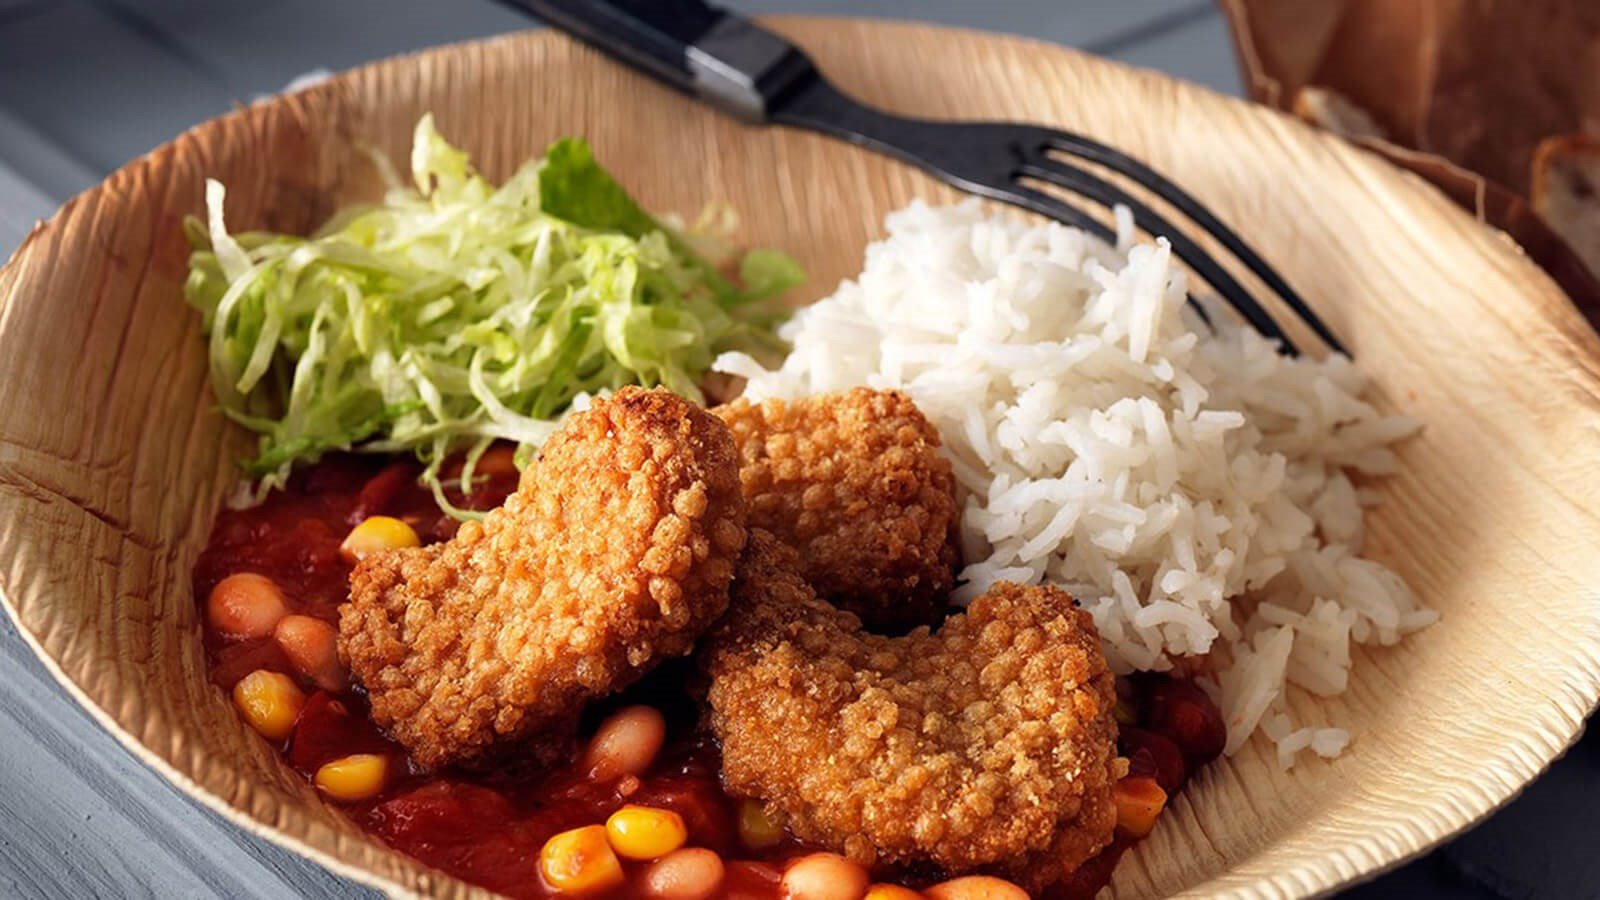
185;115;801;515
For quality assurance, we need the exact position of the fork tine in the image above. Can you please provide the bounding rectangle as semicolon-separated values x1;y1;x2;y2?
1033;136;1348;356
1011;176;1300;354
963;178;1120;245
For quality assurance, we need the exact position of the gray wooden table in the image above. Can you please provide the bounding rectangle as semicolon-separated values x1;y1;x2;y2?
1;2;1594;898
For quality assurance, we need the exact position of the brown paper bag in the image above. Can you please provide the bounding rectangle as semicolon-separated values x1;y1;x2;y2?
1220;0;1600;314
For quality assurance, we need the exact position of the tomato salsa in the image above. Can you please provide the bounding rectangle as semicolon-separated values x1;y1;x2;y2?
194;450;1224;898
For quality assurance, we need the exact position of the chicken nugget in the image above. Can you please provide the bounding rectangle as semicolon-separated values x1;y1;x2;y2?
713;388;958;631
339;387;747;770
702;531;1118;889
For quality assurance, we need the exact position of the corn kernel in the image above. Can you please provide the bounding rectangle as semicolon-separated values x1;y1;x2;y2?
541;825;625;893
606;804;688;860
232;669;305;741
314;754;388;802
340;516;420;564
865;884;926;900
1114;776;1168;837
737;800;782;850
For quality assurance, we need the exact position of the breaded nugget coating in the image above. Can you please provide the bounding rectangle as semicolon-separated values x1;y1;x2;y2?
713;388;958;631
702;533;1119;887
339;387;747;770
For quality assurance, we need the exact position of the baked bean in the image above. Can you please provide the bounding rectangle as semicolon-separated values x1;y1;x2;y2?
781;853;869;900
207;573;288;638
583;705;667;781
864;885;925;900
1144;679;1226;763
1119;725;1186;793
640;847;726;899
924;876;1029;900
274;615;346;691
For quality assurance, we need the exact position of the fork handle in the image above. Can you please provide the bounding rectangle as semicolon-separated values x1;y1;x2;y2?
510;0;817;122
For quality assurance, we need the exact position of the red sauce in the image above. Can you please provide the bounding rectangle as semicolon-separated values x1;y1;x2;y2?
194;450;1223;898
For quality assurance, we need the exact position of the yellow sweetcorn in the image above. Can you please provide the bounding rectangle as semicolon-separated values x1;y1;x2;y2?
605;805;688;861
737;800;782;850
1113;776;1168;838
339;516;420;564
541;825;625;893
314;754;388;802
232;669;306;741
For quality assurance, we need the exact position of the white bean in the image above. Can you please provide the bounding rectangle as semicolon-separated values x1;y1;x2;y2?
924;876;1029;900
207;573;288;638
583;705;666;780
781;853;869;900
640;847;725;899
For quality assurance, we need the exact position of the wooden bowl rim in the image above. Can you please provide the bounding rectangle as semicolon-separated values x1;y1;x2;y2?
3;17;1599;900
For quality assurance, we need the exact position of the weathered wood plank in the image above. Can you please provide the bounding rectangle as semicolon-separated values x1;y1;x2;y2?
1097;9;1244;95
0;0;1220;196
0;0;236;173
0;158;51;255
0;616;373;899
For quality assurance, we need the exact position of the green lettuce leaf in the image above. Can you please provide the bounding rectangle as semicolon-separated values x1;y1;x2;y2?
737;247;807;303
185;114;801;515
537;137;657;237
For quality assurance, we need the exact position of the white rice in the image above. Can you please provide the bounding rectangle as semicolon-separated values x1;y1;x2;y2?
716;200;1436;761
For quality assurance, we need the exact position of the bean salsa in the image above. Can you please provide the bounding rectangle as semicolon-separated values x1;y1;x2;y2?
195;448;1225;899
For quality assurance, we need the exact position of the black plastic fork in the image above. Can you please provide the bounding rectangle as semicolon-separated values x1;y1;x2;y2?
502;0;1346;356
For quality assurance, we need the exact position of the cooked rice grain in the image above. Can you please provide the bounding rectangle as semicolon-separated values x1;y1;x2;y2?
717;200;1434;761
